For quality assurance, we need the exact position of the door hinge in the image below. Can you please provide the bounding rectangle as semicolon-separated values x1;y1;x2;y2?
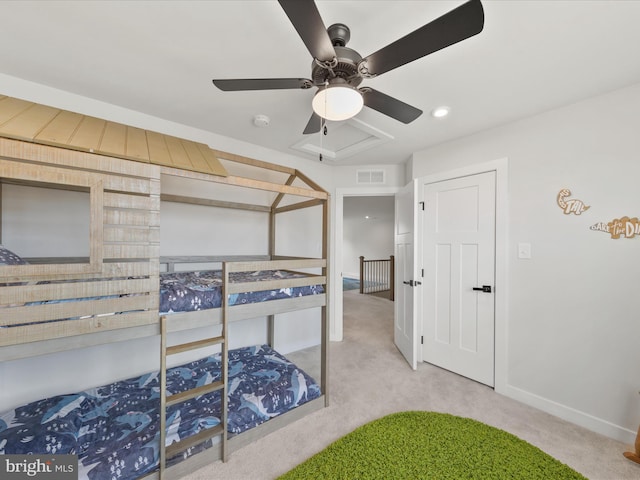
421;336;424;345
421;268;424;277
419;201;425;210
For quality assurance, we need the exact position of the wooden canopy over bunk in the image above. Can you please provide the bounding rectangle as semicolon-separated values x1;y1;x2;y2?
0;94;228;177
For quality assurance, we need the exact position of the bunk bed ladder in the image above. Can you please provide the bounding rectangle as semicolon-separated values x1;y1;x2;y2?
159;314;229;478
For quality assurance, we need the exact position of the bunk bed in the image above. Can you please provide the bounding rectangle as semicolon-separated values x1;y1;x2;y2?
0;96;330;479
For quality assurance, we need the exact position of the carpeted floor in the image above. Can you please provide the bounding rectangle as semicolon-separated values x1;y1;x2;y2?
342;277;360;291
183;290;640;480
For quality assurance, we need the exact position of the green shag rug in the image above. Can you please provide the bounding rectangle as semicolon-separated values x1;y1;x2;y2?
278;411;588;480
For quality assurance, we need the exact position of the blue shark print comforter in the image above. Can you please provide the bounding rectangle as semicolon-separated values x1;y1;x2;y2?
160;269;324;314
0;345;321;480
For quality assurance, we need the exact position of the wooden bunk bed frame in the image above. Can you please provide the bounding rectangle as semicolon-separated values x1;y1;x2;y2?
0;98;330;479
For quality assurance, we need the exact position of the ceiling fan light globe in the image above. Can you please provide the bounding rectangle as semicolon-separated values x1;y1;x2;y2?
312;85;363;121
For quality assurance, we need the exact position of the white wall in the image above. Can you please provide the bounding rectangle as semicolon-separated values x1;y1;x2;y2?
410;82;640;443
342;196;394;278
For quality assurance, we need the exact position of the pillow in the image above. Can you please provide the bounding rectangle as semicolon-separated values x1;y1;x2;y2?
0;245;28;266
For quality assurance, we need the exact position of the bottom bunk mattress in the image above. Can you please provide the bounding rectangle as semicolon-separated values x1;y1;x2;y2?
0;344;321;480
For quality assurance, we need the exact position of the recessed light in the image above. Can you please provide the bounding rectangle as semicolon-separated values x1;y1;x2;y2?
431;106;450;118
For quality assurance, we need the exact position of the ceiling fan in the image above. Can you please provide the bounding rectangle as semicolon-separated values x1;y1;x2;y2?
212;0;484;134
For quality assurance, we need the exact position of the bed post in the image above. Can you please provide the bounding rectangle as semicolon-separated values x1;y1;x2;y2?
267;205;276;347
322;195;330;406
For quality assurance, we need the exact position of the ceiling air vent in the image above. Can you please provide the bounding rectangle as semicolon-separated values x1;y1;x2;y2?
357;169;385;185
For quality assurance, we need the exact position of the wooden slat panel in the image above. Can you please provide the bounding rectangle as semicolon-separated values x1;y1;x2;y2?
149;227;160;244
0;97;227;178
104;209;152;226
104;176;154;195
0;137;160;179
105;261;158;277
0;262;100;280
164;135;192;170
0;97;33;125
0;310;158;347
68;116;106;152
0;294;159;327
0;324;159;362
146;130;172;166
104;244;159;259
274;198;324;214
181;140;213;173
211;148;295;175
90;181;104;270
104;226;151;243
149;178;161;195
0;261;156;283
104;191;153;210
162;294;326;328
160;255;269;265
125;126;150;162
161;166;327;200
199;144;228;177
0;278;154;305
0;158;94;187
227;276;325;295
35;110;83;145
99;121;127;157
226;259;326;272
161;193;271;213
0;103;59;140
0;157;153;194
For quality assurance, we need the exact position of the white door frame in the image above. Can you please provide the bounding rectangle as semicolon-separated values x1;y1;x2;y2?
417;158;508;394
331;186;399;342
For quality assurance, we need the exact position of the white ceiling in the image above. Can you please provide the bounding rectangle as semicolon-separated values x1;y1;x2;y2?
2;1;640;166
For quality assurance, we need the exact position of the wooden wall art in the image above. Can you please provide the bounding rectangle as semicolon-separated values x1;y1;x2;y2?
557;188;590;215
590;217;640;239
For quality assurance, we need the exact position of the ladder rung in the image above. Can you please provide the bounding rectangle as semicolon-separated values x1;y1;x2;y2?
166;380;224;407
166;336;224;356
165;424;225;458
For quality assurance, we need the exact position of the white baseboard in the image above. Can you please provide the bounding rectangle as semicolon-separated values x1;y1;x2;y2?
503;384;636;445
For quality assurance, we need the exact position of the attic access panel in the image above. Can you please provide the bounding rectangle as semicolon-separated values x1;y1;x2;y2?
291;118;393;161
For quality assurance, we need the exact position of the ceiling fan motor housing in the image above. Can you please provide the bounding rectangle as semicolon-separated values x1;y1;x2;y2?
327;23;350;46
311;44;363;87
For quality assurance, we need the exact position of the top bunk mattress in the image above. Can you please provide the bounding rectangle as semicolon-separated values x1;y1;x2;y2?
160;269;324;314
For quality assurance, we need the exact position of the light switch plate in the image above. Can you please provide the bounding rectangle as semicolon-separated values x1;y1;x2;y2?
518;243;531;259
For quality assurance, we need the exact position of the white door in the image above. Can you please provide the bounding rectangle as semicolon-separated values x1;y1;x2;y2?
422;171;496;386
394;180;418;370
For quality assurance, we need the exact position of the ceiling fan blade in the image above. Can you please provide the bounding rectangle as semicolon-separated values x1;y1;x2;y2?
362;88;423;124
303;112;323;134
213;78;313;91
361;0;484;77
278;0;336;62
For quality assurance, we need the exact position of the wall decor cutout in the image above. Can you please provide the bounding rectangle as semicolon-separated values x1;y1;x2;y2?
557;188;590;215
590;217;640;239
